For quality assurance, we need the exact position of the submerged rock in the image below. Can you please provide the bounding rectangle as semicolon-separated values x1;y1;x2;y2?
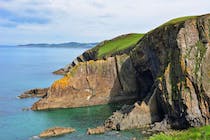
39;127;75;138
87;126;105;135
18;88;48;98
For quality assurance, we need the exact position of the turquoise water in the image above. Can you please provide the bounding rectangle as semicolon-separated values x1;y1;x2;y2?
0;46;145;140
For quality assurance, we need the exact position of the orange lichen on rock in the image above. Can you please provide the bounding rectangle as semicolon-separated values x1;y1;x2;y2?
51;75;70;89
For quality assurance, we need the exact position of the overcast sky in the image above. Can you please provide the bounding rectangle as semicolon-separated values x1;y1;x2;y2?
0;0;210;45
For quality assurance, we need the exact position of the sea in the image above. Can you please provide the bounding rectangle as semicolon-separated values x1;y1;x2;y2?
0;46;145;140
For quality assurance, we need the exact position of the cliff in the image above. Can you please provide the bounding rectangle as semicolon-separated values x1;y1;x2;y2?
32;54;141;110
105;14;210;130
53;33;144;75
29;14;210;130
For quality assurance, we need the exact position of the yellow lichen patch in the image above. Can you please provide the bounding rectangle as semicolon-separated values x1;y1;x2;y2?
68;63;83;76
180;59;186;71
164;63;171;76
156;76;163;82
177;82;181;89
87;60;97;64
51;76;70;89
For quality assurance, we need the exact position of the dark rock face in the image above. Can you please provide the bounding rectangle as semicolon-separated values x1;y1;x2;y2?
18;88;48;98
105;14;210;130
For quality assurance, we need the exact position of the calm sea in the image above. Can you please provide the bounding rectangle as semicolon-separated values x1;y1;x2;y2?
0;46;145;140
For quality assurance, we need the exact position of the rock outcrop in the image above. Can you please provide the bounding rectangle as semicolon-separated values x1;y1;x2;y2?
53;49;97;75
18;88;48;98
104;89;160;130
28;14;210;131
104;14;210;130
87;126;105;135
32;54;140;110
39;127;75;137
53;33;141;75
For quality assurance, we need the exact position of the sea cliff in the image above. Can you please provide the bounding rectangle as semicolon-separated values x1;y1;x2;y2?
24;14;210;130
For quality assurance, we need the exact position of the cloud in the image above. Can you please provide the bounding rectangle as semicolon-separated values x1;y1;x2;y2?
0;0;210;45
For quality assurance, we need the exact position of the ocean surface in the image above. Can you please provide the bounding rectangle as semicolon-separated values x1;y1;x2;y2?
0;46;145;140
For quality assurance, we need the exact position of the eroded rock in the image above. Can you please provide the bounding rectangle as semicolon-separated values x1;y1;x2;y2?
87;126;105;135
18;88;48;98
104;89;160;130
104;14;210;131
29;14;210;131
39;127;75;138
32;54;140;110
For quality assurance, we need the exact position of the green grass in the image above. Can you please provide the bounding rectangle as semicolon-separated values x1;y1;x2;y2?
93;15;199;58
163;16;197;26
96;33;144;58
149;125;210;140
147;15;198;35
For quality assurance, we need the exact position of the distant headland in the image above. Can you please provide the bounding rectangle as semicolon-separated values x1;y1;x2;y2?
18;42;98;48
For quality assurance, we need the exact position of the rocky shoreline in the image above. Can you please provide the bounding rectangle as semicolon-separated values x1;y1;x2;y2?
21;14;210;136
18;88;48;98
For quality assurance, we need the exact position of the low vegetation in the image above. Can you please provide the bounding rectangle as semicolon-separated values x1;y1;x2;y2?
149;125;210;140
96;33;144;58
161;16;197;27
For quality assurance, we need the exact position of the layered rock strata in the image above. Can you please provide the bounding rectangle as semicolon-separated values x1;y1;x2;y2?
105;14;210;130
32;54;140;110
19;88;48;98
27;14;210;130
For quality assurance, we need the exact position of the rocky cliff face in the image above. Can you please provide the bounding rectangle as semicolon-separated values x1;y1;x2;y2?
31;14;210;130
53;34;140;75
32;54;140;110
105;14;210;130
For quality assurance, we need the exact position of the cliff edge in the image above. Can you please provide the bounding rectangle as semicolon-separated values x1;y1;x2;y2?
105;14;210;130
29;14;210;130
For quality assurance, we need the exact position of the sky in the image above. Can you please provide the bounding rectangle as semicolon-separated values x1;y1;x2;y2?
0;0;210;45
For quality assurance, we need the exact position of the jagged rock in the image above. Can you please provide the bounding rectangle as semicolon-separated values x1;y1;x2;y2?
148;120;171;133
104;14;210;131
29;14;210;131
53;34;138;75
104;89;160;130
133;14;210;128
53;68;66;75
87;126;105;135
32;54;140;110
18;88;48;98
39;127;75;138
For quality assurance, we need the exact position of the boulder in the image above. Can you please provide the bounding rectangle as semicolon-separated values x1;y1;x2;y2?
18;88;48;98
39;127;75;138
87;126;105;135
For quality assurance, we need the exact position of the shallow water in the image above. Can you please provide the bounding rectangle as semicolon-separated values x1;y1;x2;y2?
0;46;145;140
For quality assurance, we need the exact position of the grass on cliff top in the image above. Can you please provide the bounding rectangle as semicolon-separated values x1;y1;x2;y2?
149;125;210;140
96;33;144;58
162;16;197;26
